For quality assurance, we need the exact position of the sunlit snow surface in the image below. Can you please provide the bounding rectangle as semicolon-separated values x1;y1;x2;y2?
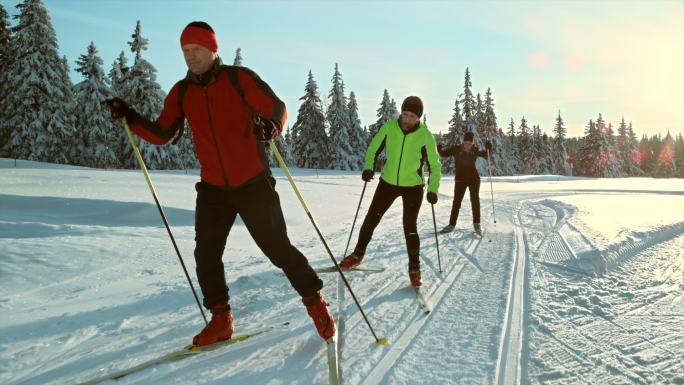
1;159;682;385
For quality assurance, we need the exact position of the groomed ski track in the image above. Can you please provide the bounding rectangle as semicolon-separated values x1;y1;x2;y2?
332;182;519;385
4;166;682;385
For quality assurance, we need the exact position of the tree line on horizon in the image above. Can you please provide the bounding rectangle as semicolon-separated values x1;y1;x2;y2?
1;1;682;178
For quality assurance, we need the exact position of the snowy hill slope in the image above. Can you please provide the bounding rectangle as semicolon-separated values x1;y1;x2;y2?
1;159;682;384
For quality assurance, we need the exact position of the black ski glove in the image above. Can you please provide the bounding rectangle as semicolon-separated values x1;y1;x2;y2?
253;115;278;141
361;170;374;182
485;140;493;151
426;191;438;204
104;97;137;123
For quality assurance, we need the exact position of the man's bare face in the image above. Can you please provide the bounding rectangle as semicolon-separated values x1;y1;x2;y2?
400;111;420;131
182;44;216;75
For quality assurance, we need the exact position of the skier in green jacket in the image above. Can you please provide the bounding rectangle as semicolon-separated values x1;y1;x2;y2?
339;96;441;287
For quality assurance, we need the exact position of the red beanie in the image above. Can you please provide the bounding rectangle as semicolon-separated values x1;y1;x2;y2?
180;26;218;52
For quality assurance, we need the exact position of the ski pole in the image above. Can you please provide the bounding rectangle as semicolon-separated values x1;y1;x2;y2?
269;141;387;345
121;118;208;325
342;181;367;258
486;140;496;224
430;203;442;273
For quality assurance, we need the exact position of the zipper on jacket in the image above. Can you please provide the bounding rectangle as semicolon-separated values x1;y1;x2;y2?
204;87;230;186
396;133;407;185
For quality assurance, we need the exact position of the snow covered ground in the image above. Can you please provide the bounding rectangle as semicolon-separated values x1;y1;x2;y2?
1;158;682;385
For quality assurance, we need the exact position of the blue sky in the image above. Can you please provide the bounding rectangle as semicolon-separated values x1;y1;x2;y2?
3;0;683;137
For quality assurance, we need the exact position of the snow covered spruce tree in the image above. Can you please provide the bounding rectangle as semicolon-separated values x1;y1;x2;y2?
503;118;519;174
516;117;535;174
595;114;623;176
267;133;292;168
107;51;134;166
73;42;118;168
576;115;623;177
233;48;242;66
109;51;128;98
366;89;397;170
532;125;553;174
524;124;543;174
291;70;330;169
440;99;465;174
481;87;510;175
475;92;485;137
656;132;677;178
616;118;642;176
2;0;76;164
675;133;684;178
174;124;200;169
367;89;397;140
637;134;657;175
460;68;487;174
326;63;355;170
283;128;296;165
346;91;367;170
0;4;14;156
389;98;399;118
551;110;570;175
460;68;477;135
118;21;170;169
60;55;79;160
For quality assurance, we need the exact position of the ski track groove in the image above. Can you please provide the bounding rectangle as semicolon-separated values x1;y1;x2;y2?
335;206;439;384
336;200;482;385
361;262;467;385
493;201;529;385
526;198;684;384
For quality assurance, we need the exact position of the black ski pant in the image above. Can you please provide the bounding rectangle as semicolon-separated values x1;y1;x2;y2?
449;178;481;226
194;178;323;309
353;178;424;271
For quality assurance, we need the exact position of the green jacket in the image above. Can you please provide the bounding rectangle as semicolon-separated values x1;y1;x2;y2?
365;119;441;193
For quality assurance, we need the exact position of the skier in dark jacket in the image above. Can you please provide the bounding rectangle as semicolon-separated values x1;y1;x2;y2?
105;21;334;346
437;131;492;235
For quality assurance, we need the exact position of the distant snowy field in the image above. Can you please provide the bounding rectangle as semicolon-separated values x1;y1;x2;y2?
1;158;682;385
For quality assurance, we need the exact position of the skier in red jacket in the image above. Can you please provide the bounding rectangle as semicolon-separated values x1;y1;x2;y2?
106;21;334;345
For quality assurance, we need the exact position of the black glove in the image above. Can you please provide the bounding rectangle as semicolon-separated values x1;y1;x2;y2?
427;191;438;204
104;97;136;122
361;170;374;182
253;115;278;141
485;140;493;151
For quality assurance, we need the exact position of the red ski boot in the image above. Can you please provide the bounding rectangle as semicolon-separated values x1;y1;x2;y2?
302;292;336;340
409;270;423;287
339;253;363;269
192;304;234;346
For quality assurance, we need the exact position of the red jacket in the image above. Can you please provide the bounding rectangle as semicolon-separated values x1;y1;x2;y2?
129;60;287;189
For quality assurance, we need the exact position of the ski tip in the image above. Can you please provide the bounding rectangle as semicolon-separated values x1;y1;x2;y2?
377;337;389;346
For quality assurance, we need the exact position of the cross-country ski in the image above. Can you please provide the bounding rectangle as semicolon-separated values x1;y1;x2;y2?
414;286;432;314
314;265;386;274
78;323;290;385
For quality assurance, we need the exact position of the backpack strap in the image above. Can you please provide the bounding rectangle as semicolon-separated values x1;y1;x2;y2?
224;66;261;137
225;66;247;105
